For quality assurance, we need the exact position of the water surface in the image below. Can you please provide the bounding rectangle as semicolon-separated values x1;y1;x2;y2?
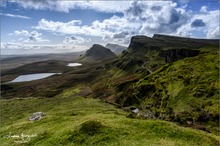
67;63;82;67
10;73;61;83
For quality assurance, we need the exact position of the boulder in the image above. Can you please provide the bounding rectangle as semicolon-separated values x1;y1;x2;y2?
28;112;45;121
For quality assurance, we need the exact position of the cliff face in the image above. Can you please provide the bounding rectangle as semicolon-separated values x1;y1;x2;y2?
160;49;200;63
128;35;162;51
127;34;218;63
83;44;116;61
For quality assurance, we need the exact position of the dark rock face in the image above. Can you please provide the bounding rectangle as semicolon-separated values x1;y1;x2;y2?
160;49;200;63
129;35;163;51
127;34;218;63
84;44;116;60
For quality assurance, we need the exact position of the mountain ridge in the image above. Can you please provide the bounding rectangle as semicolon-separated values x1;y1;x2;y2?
129;34;219;50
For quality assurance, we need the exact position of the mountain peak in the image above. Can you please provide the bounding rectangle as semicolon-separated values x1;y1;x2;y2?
92;44;103;47
82;44;116;61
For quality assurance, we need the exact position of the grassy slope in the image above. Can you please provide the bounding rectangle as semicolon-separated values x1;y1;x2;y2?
88;47;164;100
118;48;219;134
0;89;219;146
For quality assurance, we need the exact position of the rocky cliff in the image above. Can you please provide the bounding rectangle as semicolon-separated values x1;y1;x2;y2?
160;49;200;63
128;34;218;63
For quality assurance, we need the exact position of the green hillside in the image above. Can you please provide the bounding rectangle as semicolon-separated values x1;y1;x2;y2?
0;93;219;145
116;48;219;134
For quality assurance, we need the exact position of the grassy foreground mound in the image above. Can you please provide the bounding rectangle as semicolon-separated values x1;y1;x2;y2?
0;92;219;145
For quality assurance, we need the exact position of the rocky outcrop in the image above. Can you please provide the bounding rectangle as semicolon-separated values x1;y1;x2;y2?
83;44;116;61
28;112;45;121
127;34;218;63
160;49;200;63
128;35;163;51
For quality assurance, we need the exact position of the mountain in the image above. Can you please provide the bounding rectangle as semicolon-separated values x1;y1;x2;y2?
105;43;127;54
81;44;116;61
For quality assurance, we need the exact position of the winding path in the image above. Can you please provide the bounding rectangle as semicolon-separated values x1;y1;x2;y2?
141;62;152;74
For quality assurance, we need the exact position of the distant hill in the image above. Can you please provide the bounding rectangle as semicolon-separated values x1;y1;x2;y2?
1;52;84;71
82;44;116;61
105;43;127;54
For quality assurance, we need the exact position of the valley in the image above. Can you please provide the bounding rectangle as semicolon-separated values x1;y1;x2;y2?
0;34;219;145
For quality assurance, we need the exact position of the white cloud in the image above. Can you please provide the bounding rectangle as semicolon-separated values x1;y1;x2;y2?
1;42;88;55
200;6;208;13
1;42;24;50
34;18;112;37
9;30;50;43
14;30;29;36
193;10;219;38
63;35;90;44
207;27;220;39
0;13;31;19
7;0;132;13
173;8;219;39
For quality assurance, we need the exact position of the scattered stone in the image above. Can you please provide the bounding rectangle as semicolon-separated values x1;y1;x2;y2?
137;110;156;119
132;108;140;114
28;112;45;121
125;107;156;119
186;120;193;125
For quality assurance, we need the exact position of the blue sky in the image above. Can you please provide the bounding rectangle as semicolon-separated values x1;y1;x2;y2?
1;0;219;55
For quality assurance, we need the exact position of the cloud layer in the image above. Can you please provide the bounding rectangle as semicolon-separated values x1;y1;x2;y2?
0;12;31;19
1;42;88;54
31;1;219;45
63;35;90;44
5;0;131;13
9;30;50;43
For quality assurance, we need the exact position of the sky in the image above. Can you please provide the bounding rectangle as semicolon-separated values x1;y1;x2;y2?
1;0;219;55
